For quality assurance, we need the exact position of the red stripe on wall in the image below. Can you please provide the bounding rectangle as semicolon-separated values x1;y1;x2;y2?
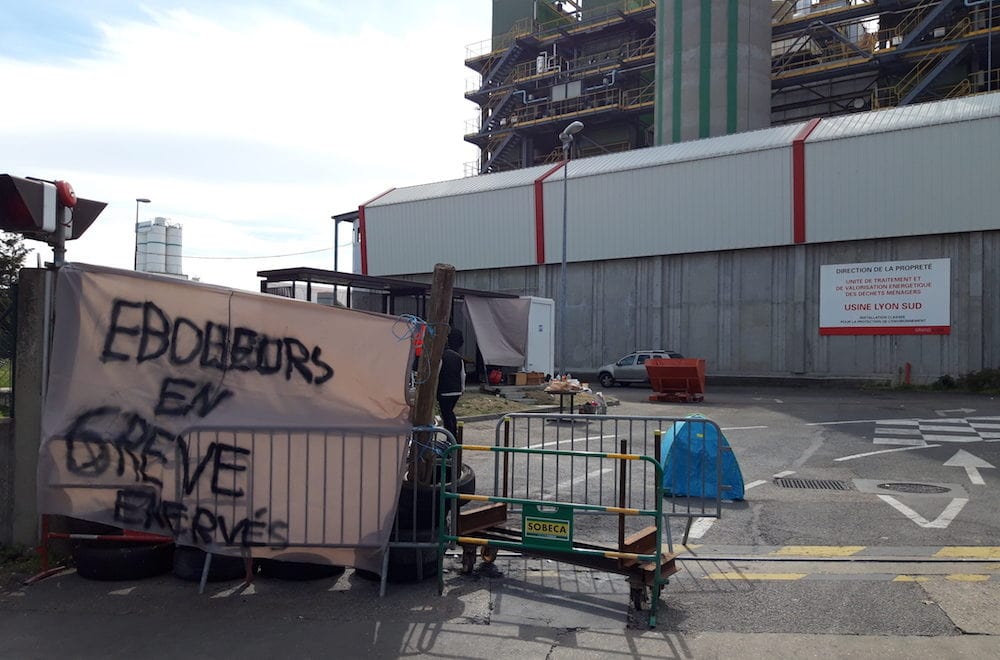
820;326;951;336
533;161;568;264
792;118;822;244
357;188;396;276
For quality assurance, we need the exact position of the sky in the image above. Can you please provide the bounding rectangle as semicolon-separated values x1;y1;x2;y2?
1;0;491;290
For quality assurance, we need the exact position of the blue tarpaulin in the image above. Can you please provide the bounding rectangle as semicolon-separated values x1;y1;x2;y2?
660;414;745;500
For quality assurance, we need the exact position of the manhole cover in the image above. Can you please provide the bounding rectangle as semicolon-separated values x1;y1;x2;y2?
877;482;951;494
774;478;850;491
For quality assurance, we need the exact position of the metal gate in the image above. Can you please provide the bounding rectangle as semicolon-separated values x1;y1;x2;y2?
485;413;729;550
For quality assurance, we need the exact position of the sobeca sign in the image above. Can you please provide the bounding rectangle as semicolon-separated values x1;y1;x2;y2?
819;258;950;335
38;264;412;570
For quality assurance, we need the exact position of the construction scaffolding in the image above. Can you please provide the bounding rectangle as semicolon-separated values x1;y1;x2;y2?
464;0;1000;174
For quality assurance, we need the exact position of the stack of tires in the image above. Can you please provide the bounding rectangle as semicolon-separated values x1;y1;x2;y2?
357;462;476;583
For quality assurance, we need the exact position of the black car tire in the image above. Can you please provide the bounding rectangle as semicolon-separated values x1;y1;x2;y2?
171;546;247;583
353;527;440;584
73;541;175;581
396;463;476;530
598;372;616;388
257;558;346;581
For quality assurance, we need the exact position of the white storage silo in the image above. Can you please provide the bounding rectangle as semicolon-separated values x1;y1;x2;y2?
165;224;183;275
144;218;168;273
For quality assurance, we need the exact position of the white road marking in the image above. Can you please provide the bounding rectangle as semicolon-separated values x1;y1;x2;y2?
559;466;614;490
774;399;783;404
943;449;995;486
834;444;940;462
773;470;796;478
875;428;923;436
686;518;715;539
806;419;885;426
935;408;976;417
108;587;136;596
921;424;979;432
722;425;768;431
921;434;980;443
686;480;766;539
211;583;248;599
874;437;929;446
878;495;967;529
527;434;618;450
243;583;257;595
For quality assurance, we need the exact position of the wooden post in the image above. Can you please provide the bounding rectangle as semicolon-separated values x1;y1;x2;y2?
410;263;455;484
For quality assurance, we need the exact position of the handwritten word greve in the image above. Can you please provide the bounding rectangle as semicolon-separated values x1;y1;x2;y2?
65;405;247;495
101;299;334;385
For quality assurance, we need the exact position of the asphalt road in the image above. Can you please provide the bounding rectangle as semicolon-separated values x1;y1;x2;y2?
2;386;999;658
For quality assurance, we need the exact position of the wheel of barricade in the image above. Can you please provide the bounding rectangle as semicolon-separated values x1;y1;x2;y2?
480;545;498;564
461;546;477;574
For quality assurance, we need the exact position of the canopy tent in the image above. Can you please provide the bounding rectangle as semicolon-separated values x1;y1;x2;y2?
660;414;745;501
463;296;531;368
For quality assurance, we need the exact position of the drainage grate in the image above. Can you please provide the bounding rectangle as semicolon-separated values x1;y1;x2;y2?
774;478;850;491
877;482;951;495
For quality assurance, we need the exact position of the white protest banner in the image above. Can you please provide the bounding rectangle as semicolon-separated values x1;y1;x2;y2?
38;264;413;570
819;258;950;335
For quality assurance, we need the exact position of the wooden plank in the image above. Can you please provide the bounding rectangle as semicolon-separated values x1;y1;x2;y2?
458;503;509;535
622;525;658;554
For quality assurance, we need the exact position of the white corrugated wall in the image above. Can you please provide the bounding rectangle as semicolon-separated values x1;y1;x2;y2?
365;186;536;275
806;113;1000;243
542;146;793;263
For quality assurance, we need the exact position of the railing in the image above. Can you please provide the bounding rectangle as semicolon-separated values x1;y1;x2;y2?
875;64;1000;108
896;0;937;39
465;0;655;61
891;17;973;101
772;0;877;26
490;413;727;529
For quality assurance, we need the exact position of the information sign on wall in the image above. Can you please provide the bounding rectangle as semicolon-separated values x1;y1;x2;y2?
819;258;950;335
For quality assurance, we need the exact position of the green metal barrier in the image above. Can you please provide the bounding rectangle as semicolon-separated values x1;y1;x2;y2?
438;443;668;628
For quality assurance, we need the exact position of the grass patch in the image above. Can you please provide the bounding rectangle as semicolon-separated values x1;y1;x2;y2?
453;391;547;418
867;368;1000;395
0;544;41;589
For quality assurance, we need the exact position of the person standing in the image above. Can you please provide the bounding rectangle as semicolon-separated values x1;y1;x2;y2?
437;327;465;440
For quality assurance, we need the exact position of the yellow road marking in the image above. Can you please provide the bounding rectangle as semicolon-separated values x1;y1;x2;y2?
771;546;866;557
935;547;1000;560
946;574;991;582
704;572;806;581
893;575;930;582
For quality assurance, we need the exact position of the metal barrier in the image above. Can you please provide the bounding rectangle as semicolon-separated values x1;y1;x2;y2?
381;425;460;597
34;424;445;595
175;425;457;597
438;441;672;628
487;413;727;548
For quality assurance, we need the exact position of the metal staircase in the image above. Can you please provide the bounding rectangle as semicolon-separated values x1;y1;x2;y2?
483;43;525;89
482;133;523;174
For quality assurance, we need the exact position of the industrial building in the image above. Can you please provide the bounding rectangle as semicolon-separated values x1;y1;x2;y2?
264;1;1000;383
349;92;1000;383
466;0;1000;174
135;217;186;279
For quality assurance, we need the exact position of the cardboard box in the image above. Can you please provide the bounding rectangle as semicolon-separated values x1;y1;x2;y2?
525;372;545;385
514;372;528;386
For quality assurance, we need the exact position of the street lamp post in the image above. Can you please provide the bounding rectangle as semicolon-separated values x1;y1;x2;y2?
134;198;150;270
557;120;583;378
